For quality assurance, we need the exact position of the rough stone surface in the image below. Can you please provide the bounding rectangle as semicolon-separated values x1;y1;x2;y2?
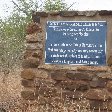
107;101;112;110
21;79;34;87
22;57;40;68
37;32;43;41
36;96;48;105
60;11;78;17
26;32;38;43
36;87;58;97
21;69;35;79
107;81;112;92
32;11;40;23
21;91;35;100
93;110;112;112
38;65;110;72
107;56;112;66
66;71;94;80
26;43;43;50
32;51;42;58
24;50;42;59
84;89;112;100
60;80;89;91
34;78;55;88
51;71;67;81
78;11;97;16
90;100;112;111
90;77;107;88
34;69;48;79
26;22;42;34
77;66;109;72
90;100;105;110
97;73;112;79
49;11;60;16
62;90;83;99
77;11;86;16
85;11;97;16
68;99;90;110
36;12;48;17
99;10;112;15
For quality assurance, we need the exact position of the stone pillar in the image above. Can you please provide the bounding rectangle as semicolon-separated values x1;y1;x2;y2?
21;21;49;100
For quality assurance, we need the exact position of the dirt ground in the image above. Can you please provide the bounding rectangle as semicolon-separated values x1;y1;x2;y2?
0;69;95;112
0;69;24;111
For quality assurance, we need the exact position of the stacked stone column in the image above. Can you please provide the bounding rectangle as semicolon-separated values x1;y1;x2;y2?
21;22;48;100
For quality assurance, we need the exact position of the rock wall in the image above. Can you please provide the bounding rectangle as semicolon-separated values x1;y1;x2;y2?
21;11;112;111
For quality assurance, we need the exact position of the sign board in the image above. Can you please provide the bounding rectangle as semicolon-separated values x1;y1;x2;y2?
45;21;107;65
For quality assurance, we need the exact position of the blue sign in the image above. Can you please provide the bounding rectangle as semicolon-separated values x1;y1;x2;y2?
45;21;107;65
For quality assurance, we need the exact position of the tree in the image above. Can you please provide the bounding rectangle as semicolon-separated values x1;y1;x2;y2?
44;0;67;11
0;0;68;72
12;0;68;15
0;13;27;70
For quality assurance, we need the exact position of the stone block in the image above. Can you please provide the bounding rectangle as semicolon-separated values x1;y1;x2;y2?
66;99;90;111
32;51;42;58
107;81;112;92
34;78;55;88
62;90;83;99
49;11;60;16
85;11;97;16
34;70;48;79
93;110;112;112
26;22;42;34
37;32;43;41
107;55;112;66
77;11;86;15
84;89;112;101
36;96;48;105
51;71;67;81
90;100;112;111
32;11;40;23
77;66;109;72
66;71;94;80
26;32;38;43
36;87;58;97
35;12;48;17
97;73;112;80
107;101;112;110
60;11;78;17
25;43;38;50
90;100;105;110
24;50;42;59
90;77;107;88
26;43;43;50
99;10;112;15
26;32;43;43
60;80;89;91
21;69;35;79
22;57;40;68
21;79;34;87
21;91;35;100
78;11;97;16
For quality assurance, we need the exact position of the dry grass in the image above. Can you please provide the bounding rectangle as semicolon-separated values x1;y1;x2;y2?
0;69;23;111
0;69;108;112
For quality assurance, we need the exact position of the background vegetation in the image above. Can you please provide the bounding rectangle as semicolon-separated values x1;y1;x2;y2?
0;0;69;72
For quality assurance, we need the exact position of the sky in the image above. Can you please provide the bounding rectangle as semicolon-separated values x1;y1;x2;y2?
0;0;112;18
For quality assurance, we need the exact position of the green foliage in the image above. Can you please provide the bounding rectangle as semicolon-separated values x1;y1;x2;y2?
44;0;67;11
12;0;39;16
0;0;68;70
0;13;29;70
